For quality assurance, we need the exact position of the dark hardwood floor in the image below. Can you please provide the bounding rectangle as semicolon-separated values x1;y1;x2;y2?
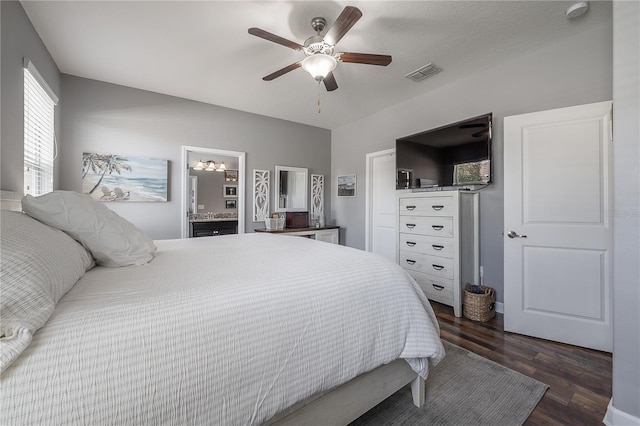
430;301;612;425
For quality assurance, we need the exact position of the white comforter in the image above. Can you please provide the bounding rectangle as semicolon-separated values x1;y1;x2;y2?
2;233;444;425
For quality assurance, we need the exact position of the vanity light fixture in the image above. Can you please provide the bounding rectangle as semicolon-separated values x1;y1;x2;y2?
193;160;225;172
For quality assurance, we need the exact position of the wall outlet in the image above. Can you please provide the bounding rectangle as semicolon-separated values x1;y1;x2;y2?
198;204;205;210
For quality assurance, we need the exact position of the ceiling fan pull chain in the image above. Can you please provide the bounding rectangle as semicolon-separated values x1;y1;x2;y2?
317;81;322;113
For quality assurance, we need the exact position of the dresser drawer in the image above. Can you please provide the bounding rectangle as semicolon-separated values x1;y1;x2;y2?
399;234;455;258
407;270;455;304
399;251;455;279
399;216;454;238
399;197;454;217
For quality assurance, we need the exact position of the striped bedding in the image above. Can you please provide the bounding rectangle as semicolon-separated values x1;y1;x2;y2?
2;233;445;425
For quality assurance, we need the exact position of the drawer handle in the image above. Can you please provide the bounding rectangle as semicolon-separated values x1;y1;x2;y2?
406;241;417;247
406;223;416;229
432;225;444;231
405;259;416;265
432;205;444;211
405;205;416;211
432;284;445;291
432;264;444;271
432;244;444;250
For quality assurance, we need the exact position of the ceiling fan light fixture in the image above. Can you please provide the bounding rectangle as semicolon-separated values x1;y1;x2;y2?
302;54;337;81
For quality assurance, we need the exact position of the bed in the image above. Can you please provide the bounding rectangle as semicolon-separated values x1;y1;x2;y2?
0;190;445;425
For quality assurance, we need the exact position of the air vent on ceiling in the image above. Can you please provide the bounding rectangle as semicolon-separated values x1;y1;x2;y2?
405;63;443;82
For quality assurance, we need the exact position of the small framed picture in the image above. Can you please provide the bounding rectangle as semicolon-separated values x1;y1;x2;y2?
225;199;237;209
223;184;237;198
337;174;356;197
225;169;238;182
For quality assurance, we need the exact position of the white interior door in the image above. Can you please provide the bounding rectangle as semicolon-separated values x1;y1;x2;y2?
366;149;396;261
503;101;612;352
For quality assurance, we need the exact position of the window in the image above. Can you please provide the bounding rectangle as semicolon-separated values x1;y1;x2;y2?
23;59;57;196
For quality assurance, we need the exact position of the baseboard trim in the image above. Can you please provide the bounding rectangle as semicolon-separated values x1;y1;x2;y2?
604;399;640;425
495;301;504;314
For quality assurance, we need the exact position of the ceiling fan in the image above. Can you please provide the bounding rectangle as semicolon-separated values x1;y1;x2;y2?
248;6;392;92
459;122;490;138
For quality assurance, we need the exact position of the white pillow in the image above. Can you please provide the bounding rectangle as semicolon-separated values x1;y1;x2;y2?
22;191;157;267
0;211;94;372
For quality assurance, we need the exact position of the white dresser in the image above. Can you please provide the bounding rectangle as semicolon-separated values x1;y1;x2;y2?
396;191;479;317
255;226;340;244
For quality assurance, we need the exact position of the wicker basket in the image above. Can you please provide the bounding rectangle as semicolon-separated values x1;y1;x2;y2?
463;283;496;322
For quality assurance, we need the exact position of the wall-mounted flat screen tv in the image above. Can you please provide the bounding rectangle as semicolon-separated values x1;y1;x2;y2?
396;113;492;190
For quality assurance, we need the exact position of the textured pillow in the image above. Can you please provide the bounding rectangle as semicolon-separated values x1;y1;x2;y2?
22;191;156;267
0;211;94;372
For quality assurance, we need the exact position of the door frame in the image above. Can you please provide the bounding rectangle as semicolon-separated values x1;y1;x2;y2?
181;145;246;239
189;175;198;214
365;148;395;253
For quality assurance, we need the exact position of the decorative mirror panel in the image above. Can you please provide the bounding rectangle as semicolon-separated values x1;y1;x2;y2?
253;169;270;221
311;174;324;219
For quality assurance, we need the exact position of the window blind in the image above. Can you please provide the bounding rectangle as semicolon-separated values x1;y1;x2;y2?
23;61;57;196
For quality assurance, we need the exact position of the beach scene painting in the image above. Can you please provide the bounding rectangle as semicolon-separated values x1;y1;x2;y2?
82;152;168;202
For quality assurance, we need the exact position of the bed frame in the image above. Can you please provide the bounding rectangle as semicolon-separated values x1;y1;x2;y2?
0;189;428;425
269;360;425;425
0;190;22;212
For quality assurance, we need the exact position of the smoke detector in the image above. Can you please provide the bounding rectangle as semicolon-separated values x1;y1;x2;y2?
566;2;589;19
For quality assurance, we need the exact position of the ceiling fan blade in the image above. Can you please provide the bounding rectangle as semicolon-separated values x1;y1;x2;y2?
324;6;362;46
323;72;338;91
472;129;489;138
262;62;302;81
339;52;392;66
248;28;303;51
459;123;488;129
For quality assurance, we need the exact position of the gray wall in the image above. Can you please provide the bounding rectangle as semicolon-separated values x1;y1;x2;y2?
611;1;640;420
1;0;61;192
331;21;613;304
60;75;331;239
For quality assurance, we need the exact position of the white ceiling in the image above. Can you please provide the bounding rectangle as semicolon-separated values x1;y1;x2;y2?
21;1;612;130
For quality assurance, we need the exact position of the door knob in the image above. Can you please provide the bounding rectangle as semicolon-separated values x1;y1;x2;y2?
507;230;527;238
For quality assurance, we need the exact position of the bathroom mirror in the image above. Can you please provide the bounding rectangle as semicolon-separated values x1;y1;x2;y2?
274;166;308;212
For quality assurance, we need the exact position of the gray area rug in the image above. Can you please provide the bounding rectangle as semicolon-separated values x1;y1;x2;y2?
350;341;548;426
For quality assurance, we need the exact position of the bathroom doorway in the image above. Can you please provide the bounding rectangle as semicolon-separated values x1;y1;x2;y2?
181;146;246;238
